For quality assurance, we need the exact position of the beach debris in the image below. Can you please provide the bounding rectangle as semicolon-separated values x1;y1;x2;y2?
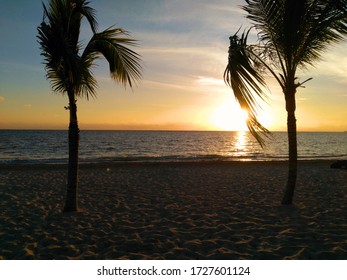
330;160;347;169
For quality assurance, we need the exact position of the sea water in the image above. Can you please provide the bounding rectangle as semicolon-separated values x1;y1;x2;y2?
0;130;346;164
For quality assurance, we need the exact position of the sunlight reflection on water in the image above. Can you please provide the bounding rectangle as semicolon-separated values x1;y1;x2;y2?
0;130;346;163
235;131;247;153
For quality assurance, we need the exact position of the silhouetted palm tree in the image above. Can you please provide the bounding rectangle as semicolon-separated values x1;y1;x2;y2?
37;0;142;212
224;0;347;204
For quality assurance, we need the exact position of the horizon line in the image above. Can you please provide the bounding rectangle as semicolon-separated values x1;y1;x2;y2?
0;128;346;133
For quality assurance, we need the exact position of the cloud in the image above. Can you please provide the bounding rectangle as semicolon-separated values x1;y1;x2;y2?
24;104;32;108
0;96;5;103
0;61;42;72
195;76;225;86
307;45;347;83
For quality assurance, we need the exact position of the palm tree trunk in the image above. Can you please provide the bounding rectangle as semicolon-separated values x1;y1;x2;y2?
63;94;79;212
282;88;297;205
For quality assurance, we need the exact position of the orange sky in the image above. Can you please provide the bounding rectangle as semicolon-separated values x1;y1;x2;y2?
1;0;346;132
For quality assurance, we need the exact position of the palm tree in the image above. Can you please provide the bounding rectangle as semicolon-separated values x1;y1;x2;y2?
224;0;347;204
37;0;142;212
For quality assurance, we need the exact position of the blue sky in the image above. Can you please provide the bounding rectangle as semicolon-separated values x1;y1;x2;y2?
1;0;346;131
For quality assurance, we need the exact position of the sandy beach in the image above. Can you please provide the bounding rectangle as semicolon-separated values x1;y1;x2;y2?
1;160;346;260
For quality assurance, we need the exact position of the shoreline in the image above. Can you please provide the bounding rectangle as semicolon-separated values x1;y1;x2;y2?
1;160;346;260
0;158;339;168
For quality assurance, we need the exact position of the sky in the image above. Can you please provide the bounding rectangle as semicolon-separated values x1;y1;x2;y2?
0;0;346;132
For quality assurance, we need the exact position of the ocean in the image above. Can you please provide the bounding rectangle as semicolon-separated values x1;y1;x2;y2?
0;130;346;164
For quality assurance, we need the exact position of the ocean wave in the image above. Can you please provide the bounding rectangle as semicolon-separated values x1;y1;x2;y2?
1;130;346;164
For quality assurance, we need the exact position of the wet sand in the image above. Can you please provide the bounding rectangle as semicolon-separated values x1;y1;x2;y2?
1;161;346;259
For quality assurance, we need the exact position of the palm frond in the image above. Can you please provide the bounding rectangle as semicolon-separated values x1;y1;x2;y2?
83;27;143;88
231;0;347;146
244;0;283;43
244;0;290;76
224;30;270;147
38;0;142;101
295;0;347;68
72;0;98;33
78;57;98;99
244;0;347;73
38;0;86;94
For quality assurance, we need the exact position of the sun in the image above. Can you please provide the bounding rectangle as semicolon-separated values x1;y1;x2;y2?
210;102;249;131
